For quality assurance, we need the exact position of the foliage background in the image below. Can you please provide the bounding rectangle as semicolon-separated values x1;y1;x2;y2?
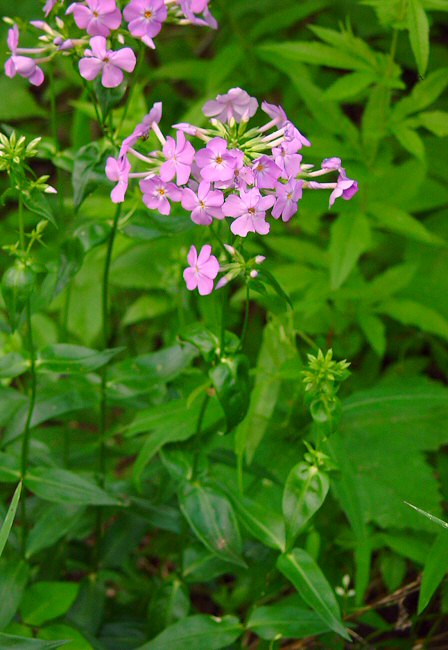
0;0;447;647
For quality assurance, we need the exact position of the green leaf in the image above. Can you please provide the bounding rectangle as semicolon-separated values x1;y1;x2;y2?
405;502;448;530
20;581;79;626
367;202;444;245
408;0;430;77
25;468;119;506
235;316;298;464
37;624;92;650
0;483;22;559
329;212;371;289
129;398;222;489
0;635;67;649
179;482;246;568
379;299;448;342
0;560;29;630
36;344;123;373
209;355;250;432
392;124;425;160
246;596;331;640
418;531;448;613
137;614;242;650
229;494;285;551
358;313;386;357
23;191;57;228
147;579;190;638
324;71;375;101
392;68;448;120
257;41;371;71
1;263;36;332
72;143;110;209
277;549;350;640
283;463;329;549
333;380;448;531
418;110;448;136
26;503;84;558
0;353;28;380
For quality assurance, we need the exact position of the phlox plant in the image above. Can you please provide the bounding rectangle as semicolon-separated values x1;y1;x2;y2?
0;0;447;648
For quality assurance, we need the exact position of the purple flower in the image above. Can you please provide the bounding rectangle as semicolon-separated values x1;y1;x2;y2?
223;188;274;237
260;101;288;128
140;176;182;215
202;88;258;123
180;0;217;29
123;0;167;49
322;157;342;171
284;121;311;150
252;155;282;189
66;0;122;36
120;101;162;155
181;181;224;225
272;142;302;178
44;0;62;15
195;137;237;182
106;155;131;203
183;244;220;295
79;36;136;88
4;24;45;86
272;179;303;222
160;131;195;186
329;169;359;207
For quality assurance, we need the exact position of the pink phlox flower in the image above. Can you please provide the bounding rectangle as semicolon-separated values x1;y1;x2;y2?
202;88;258;123
223;188;274;237
329;168;359;207
79;36;136;88
181;180;224;225
140;176;182;215
272;179;303;222
252;155;282;189
7;24;19;52
120;102;162;155
160;130;195;186
322;157;342;171
180;0;217;29
195;137;237;182
123;0;167;49
5;28;45;85
66;0;122;36
272;142;302;178
261;101;288;127
44;0;62;15
284;121;311;149
183;244;220;295
106;155;131;203
213;148;252;190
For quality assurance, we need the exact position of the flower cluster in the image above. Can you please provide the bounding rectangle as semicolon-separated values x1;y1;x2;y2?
4;0;217;88
105;88;359;295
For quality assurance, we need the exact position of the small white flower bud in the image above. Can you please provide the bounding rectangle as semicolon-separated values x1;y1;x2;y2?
255;255;265;264
250;270;258;279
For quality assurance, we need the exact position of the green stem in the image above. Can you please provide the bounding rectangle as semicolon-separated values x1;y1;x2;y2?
17;195;37;555
49;67;64;215
220;286;228;357
239;283;250;349
98;203;122;483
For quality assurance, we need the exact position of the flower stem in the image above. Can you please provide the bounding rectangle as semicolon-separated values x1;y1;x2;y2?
49;66;64;215
17;195;37;556
239;283;250;349
99;203;122;483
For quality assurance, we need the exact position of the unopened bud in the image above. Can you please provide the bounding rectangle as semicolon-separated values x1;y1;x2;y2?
224;244;235;256
250;270;258;279
255;255;265;264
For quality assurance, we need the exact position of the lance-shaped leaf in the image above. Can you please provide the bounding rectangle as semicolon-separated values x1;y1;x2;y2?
137;614;243;650
25;468;119;506
209;355;250;432
36;344;123;374
277;549;350;641
283;463;329;548
0;482;22;558
408;0;429;77
179;482;246;568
